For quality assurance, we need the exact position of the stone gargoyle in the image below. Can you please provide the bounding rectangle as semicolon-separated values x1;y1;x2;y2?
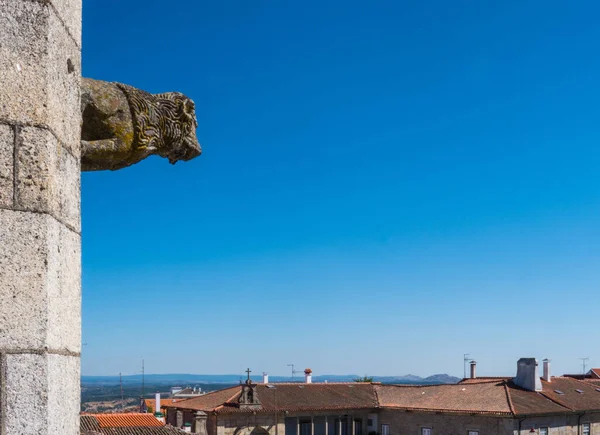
81;78;202;171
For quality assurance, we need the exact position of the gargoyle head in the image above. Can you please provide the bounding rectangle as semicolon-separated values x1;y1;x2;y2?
156;92;202;164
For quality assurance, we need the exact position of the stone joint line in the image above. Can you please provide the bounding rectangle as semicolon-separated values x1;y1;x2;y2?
0;349;81;358
21;0;81;49
0;121;80;162
0;204;81;235
12;125;19;207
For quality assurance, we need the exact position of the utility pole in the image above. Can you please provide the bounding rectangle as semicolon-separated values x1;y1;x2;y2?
142;359;145;399
463;354;470;379
580;357;589;375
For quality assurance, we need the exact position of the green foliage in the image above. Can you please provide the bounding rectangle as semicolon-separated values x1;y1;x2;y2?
353;375;374;383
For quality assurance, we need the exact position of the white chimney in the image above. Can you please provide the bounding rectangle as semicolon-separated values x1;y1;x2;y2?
470;360;477;379
304;368;312;384
513;358;543;392
262;372;269;384
183;423;192;433
542;359;551;382
155;392;161;415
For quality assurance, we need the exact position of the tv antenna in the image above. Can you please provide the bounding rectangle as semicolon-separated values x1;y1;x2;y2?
287;364;300;381
141;359;145;399
119;372;124;410
463;354;471;379
580;357;589;375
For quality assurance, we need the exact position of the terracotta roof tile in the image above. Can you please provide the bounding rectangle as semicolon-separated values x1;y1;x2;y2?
164;385;241;412
167;383;378;414
376;382;512;415
87;413;163;428
537;377;600;412
80;414;185;435
144;399;185;409
162;379;600;417
458;377;511;384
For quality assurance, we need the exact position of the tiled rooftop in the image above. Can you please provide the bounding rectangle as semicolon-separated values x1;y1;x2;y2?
144;398;185;409
164;377;600;417
81;414;185;435
169;383;378;414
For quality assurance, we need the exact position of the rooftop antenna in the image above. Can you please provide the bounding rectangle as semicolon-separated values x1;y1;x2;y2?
120;372;124;410
580;357;589;375
141;359;145;399
463;354;471;379
287;364;299;381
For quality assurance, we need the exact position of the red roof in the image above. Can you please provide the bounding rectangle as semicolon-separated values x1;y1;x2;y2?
86;413;163;428
144;398;183;409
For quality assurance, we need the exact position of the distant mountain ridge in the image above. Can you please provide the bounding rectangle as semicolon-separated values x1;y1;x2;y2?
81;373;460;385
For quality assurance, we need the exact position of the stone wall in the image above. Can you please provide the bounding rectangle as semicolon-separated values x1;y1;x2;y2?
379;409;600;435
0;0;82;434
170;410;373;435
516;413;600;435
378;409;514;434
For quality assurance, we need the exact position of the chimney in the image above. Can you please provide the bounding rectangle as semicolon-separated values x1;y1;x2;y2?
470;360;477;379
262;372;269;384
513;358;543;392
155;392;161;415
542;359;551;382
304;368;312;384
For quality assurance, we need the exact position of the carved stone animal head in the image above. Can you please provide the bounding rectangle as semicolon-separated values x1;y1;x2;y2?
155;92;202;164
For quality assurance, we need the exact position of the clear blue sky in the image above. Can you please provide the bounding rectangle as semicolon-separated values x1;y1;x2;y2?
82;0;600;378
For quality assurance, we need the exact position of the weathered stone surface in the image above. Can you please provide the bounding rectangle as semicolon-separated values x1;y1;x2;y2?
0;0;81;433
2;353;80;435
0;0;81;155
16;127;80;231
0;124;14;207
47;222;81;352
81;78;201;171
3;353;47;435
0;210;80;352
16;127;59;218
48;354;80;435
49;0;82;47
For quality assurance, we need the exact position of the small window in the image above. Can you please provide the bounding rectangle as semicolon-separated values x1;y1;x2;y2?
468;431;479;435
554;389;564;395
381;424;390;435
422;428;432;435
354;420;362;435
582;423;590;435
367;419;373;427
539;428;548;435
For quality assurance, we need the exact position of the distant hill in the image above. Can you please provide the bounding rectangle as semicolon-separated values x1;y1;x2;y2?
81;373;460;386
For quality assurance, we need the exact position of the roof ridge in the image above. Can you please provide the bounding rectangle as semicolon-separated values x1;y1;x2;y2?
224;386;243;404
536;387;574;412
372;384;381;408
502;382;516;416
381;405;511;416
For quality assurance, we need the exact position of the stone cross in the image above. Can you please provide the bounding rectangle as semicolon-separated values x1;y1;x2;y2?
0;1;200;434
